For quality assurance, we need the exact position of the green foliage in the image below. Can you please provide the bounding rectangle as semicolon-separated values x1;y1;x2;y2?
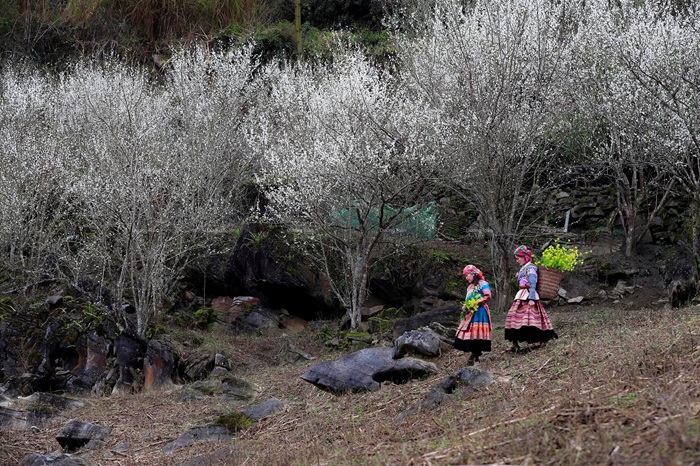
344;331;372;340
315;323;340;344
351;28;393;57
232;226;244;241
59;303;106;336
0;297;15;320
81;303;103;326
194;307;217;330
447;279;461;293
301;0;384;29
368;315;389;336
250;20;296;61
431;250;453;265
146;324;166;340
299;25;339;58
369;307;405;340
375;307;405;319
247;230;269;248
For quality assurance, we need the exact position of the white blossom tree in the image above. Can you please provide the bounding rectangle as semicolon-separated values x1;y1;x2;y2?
567;0;678;257
60;51;262;336
251;48;445;329
0;68;75;293
0;48;264;337
395;0;574;308
613;2;700;266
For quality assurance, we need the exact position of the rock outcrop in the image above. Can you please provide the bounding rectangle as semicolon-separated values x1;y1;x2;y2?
301;347;438;393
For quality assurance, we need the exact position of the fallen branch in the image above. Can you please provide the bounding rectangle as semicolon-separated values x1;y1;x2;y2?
532;358;552;374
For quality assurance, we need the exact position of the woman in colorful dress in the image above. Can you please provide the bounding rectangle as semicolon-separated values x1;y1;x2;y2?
504;245;558;352
454;265;492;364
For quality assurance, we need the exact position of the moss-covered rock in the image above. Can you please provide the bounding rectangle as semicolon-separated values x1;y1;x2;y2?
213;412;253;432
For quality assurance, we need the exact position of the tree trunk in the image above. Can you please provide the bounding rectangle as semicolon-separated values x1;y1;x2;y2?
347;246;369;331
494;248;512;313
487;232;512;313
692;200;700;281
617;184;636;257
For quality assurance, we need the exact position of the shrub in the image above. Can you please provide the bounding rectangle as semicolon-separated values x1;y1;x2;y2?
194;307;217;330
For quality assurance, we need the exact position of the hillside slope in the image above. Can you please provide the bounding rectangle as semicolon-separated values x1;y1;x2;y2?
2;303;699;465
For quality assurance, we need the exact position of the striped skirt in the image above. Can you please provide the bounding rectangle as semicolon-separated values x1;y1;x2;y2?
454;305;492;354
504;289;558;344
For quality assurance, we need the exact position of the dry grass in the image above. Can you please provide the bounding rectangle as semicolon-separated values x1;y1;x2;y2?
2;305;700;465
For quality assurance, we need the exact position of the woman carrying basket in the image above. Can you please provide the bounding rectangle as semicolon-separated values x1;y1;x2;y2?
504;245;558;352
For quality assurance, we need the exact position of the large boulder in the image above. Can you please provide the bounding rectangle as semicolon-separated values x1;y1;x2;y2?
235;307;280;332
390;305;459;340
0;298;27;384
393;327;442;359
300;347;438;394
34;312;84;392
55;418;112;451
212;296;261;325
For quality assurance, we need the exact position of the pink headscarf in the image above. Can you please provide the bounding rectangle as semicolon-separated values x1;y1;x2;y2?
462;265;484;281
513;245;533;263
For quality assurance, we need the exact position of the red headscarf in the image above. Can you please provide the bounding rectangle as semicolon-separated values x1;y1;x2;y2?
462;265;484;281
513;245;533;263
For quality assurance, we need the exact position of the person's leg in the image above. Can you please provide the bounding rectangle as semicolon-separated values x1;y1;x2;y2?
504;340;520;352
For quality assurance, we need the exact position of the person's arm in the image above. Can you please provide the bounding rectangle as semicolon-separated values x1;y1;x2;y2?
527;268;538;302
479;282;492;304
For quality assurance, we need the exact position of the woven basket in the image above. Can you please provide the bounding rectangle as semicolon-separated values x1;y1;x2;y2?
537;266;564;300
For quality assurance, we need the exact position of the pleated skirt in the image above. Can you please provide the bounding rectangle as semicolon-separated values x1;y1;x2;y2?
454;306;492;353
504;293;558;344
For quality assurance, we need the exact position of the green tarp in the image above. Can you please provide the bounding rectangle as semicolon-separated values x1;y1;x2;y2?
330;202;437;239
